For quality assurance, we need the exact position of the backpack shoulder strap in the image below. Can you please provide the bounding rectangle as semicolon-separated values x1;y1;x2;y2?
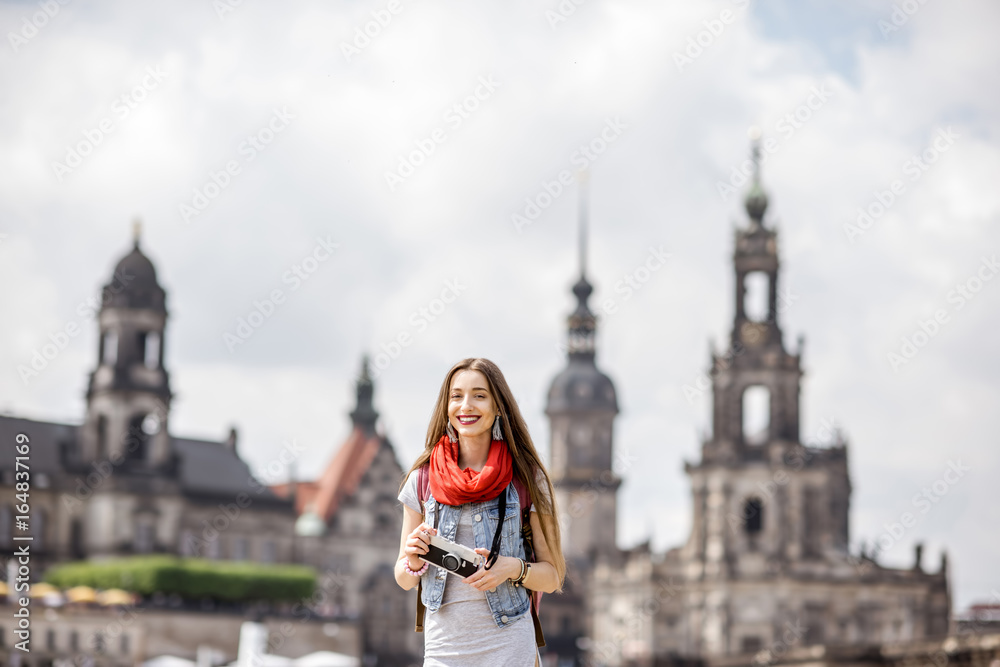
417;465;429;510
513;474;531;513
515;471;545;647
414;465;430;634
415;580;425;633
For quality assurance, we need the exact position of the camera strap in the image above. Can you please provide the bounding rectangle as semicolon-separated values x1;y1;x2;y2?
414;474;544;646
484;487;506;570
428;486;505;571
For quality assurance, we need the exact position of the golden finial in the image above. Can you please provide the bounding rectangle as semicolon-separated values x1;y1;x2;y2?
132;218;142;247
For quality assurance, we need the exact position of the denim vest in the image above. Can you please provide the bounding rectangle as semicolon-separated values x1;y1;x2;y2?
420;481;530;628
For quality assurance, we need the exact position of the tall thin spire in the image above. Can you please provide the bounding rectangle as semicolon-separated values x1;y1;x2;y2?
577;169;589;280
132;217;142;248
567;172;596;358
350;354;378;433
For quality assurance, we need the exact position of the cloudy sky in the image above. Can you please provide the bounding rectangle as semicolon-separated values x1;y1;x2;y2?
1;0;997;610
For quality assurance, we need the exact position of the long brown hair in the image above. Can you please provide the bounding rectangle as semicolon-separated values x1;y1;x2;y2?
402;357;566;589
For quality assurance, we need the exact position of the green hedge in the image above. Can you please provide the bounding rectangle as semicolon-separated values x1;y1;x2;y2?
44;556;316;602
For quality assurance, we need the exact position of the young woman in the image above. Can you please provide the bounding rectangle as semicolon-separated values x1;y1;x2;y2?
395;357;566;667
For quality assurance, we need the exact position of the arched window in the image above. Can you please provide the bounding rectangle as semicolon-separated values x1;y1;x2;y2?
744;271;770;322
232;537;248;561
180;529;199;557
97;415;108;460
742;385;770;444
206;535;220;560
144;331;161;368
803;487;823;558
744;497;763;534
33;508;46;551
102;331;118;365
125;414;150;463
71;518;85;559
0;505;11;548
134;517;155;553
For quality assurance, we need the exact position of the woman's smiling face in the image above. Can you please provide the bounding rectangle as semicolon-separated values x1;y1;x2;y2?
448;370;497;440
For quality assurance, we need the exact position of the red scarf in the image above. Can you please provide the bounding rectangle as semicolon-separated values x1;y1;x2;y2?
429;433;513;506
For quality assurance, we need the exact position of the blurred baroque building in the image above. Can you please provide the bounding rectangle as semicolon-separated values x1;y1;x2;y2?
553;143;951;667
0;229;414;666
0;142;963;667
0;231;296;571
270;356;420;665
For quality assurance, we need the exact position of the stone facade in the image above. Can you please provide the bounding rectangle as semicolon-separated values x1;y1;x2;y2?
0;236;296;576
0;234;412;666
0;153;961;667
549;148;951;667
0;600;361;667
274;357;421;665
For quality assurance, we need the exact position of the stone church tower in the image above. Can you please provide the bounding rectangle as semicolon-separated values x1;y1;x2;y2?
587;139;950;666
0;226;296;568
680;137;856;654
686;136;852;578
79;221;173;472
546;175;621;563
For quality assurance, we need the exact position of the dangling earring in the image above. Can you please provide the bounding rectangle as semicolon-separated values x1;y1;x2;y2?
445;421;458;443
492;415;503;441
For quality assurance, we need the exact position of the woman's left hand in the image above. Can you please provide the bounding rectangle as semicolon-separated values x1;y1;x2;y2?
462;549;519;592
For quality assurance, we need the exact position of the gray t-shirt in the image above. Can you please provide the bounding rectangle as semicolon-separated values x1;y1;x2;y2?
399;470;540;667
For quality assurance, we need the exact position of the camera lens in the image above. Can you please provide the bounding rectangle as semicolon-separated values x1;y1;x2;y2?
442;554;460;572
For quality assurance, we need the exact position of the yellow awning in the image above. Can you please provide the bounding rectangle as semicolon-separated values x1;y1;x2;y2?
30;583;60;598
97;589;135;606
66;586;98;603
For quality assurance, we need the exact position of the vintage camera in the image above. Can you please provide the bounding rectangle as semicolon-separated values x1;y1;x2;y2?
420;533;483;577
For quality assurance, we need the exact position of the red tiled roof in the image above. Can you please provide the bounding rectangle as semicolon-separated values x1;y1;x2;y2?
268;426;385;522
269;481;320;515
311;427;384;523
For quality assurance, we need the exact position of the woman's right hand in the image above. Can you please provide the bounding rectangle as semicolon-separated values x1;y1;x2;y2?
404;522;437;569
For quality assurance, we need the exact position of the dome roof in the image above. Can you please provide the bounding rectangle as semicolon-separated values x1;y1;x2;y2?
117;244;158;284
102;242;166;311
546;356;618;414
